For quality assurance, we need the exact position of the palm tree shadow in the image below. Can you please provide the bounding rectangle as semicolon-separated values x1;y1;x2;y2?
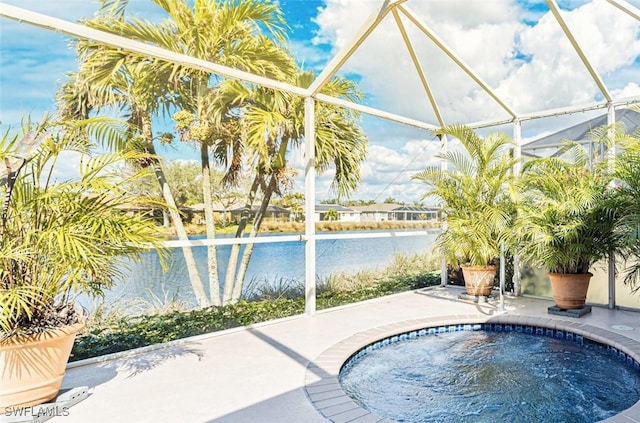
62;344;205;390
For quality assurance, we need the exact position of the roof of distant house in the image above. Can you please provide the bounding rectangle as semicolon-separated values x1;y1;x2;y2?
230;205;291;213
392;205;440;212
186;201;246;211
315;204;356;212
350;203;400;212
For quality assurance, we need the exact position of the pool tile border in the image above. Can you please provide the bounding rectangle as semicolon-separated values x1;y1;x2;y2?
304;313;640;423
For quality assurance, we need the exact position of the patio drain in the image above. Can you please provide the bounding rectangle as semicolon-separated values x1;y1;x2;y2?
611;324;635;331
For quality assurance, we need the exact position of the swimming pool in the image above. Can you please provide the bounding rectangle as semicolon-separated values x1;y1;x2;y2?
305;316;640;423
339;327;640;422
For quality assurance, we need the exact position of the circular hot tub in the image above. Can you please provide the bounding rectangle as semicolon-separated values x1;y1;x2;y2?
305;316;640;423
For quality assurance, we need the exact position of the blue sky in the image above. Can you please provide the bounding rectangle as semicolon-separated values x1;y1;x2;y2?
1;0;640;202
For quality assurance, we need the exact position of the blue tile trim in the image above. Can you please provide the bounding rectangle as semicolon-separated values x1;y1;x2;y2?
340;323;640;376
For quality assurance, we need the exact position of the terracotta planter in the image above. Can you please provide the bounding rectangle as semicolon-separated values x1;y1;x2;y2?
0;321;85;408
461;265;497;296
548;272;592;309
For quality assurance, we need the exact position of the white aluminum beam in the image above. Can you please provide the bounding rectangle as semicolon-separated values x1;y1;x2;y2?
397;3;518;119
517;100;609;122
546;0;612;102
606;0;640;21
2;3;639;143
392;9;446;127
512;119;522;296
0;4;310;97
315;93;439;131
315;229;439;240
513;119;522;176
439;133;448;287
461;96;640;129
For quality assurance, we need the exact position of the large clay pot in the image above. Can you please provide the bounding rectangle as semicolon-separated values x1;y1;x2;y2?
461;265;497;296
548;272;592;309
0;321;85;408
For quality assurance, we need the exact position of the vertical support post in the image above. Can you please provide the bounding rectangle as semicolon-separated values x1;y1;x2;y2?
304;97;317;316
439;134;448;287
606;103;616;165
499;240;505;313
607;104;616;309
512;120;522;296
608;255;616;310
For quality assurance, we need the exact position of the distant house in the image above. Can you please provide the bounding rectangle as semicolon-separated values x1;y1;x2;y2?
185;201;245;224
229;205;292;223
314;204;360;222
350;203;399;222
391;205;439;221
91;193;160;220
350;203;440;222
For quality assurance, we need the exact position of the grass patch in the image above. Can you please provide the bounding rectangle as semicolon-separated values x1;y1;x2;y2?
160;220;440;237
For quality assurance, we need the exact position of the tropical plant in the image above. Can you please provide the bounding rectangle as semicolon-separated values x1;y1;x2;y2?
57;20;210;307
606;120;640;287
218;70;368;304
512;139;619;276
275;192;305;222
413;124;518;268
64;0;368;307
68;0;297;307
324;208;339;222
0;115;167;337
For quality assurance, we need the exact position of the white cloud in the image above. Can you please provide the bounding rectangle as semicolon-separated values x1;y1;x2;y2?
614;82;640;99
287;39;331;73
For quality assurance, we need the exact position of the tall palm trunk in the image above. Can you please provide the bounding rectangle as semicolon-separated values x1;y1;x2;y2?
224;137;290;303
231;174;277;302
222;176;261;304
141;115;209;308
200;142;222;306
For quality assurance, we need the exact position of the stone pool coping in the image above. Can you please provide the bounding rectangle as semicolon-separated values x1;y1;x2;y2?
304;313;640;423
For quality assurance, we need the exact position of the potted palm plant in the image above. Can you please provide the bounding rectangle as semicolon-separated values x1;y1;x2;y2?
0;116;167;408
513;140;619;310
413;124;518;296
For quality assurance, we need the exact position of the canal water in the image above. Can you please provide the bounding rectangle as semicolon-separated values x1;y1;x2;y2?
83;231;438;312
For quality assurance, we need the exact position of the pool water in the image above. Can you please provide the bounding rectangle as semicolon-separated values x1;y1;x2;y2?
339;330;640;423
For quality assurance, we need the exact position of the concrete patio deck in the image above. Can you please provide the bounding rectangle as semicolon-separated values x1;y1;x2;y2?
44;286;640;422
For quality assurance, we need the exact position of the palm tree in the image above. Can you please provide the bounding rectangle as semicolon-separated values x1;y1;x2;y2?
69;0;368;305
83;0;296;306
413;125;518;296
324;209;339;222
413;124;518;267
221;70;368;303
57;54;211;308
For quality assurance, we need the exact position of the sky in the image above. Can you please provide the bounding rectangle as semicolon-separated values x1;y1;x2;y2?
1;0;640;203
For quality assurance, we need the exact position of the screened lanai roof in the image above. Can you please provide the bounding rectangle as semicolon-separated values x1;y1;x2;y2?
2;0;640;135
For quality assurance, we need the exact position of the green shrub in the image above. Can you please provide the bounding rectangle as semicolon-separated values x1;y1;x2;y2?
71;268;441;361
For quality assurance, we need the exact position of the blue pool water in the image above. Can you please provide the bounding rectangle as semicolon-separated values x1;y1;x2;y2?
339;329;640;422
